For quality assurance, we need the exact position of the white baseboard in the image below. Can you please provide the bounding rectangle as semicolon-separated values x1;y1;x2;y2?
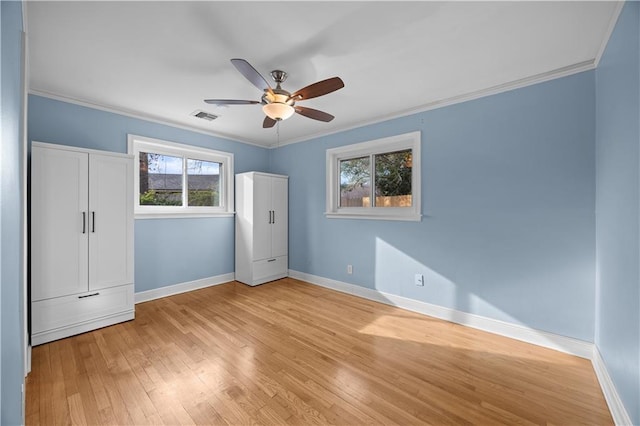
288;270;593;359
592;347;634;426
134;273;235;304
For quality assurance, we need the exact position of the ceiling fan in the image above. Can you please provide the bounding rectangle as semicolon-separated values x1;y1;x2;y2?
205;58;345;128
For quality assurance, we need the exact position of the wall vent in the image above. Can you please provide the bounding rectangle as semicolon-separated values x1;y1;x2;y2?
191;110;218;121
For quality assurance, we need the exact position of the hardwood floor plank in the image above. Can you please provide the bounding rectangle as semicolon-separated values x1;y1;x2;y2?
48;341;72;425
182;399;229;426
83;350;112;412
73;372;102;425
89;333;135;425
27;278;613;425
145;385;195;426
67;392;88;425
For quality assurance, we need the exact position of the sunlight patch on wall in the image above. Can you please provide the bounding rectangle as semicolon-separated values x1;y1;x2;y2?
374;237;459;303
374;236;525;325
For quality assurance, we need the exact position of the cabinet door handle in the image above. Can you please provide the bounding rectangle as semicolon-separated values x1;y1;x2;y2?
78;292;100;299
272;210;275;224
267;259;276;262
82;212;86;234
92;211;95;233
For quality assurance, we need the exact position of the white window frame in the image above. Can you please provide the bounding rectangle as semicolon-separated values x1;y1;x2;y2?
128;134;234;219
326;131;421;221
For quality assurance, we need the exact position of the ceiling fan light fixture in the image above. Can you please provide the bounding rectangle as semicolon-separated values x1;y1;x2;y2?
263;102;295;121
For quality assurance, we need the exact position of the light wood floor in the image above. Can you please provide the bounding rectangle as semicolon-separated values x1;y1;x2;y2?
26;278;613;425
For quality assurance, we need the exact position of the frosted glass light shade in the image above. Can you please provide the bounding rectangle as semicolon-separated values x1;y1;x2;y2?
263;103;295;121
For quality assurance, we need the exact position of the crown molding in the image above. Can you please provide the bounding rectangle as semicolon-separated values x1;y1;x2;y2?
276;59;597;148
27;89;269;149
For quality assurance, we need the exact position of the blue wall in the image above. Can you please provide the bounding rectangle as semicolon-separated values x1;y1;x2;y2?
1;1;25;424
272;71;596;342
595;2;640;424
28;95;270;292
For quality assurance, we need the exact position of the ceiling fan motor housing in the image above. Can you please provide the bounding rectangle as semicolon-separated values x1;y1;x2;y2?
270;70;288;84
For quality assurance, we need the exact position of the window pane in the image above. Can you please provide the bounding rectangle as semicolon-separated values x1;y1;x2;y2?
340;156;371;207
374;149;412;207
139;152;183;206
187;159;221;206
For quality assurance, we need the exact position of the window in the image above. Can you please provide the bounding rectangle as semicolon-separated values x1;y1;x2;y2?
128;135;234;218
326;131;421;221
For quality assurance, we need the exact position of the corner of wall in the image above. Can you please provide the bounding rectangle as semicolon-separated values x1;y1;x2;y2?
594;2;625;68
592;347;634;425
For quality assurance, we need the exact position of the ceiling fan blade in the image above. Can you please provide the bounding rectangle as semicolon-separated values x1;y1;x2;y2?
294;106;335;122
263;116;277;128
291;77;344;101
231;58;272;92
204;99;259;105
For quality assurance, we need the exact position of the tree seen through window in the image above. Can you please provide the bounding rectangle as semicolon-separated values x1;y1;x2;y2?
339;149;412;208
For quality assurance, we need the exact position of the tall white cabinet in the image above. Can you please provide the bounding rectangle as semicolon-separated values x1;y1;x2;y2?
31;142;134;345
235;172;288;286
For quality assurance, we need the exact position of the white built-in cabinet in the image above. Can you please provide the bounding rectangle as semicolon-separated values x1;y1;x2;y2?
31;142;134;345
235;172;288;286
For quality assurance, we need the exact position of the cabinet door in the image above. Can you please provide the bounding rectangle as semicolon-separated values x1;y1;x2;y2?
31;147;89;301
252;174;272;261
271;177;288;258
88;154;134;290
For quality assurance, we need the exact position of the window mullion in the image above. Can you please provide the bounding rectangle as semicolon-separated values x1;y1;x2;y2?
219;164;224;209
337;158;342;208
370;154;376;208
182;156;188;208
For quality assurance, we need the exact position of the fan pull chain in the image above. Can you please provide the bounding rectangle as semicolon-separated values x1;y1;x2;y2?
276;120;280;148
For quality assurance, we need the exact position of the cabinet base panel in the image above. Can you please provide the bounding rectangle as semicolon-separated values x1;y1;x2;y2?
31;310;135;346
238;273;288;287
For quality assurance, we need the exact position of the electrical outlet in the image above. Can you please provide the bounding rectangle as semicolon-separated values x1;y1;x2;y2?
347;264;353;274
415;273;424;286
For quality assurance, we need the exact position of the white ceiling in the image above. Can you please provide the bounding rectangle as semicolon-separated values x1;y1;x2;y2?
26;1;620;148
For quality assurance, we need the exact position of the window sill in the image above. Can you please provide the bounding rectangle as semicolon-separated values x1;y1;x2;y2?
325;212;422;222
135;212;235;219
